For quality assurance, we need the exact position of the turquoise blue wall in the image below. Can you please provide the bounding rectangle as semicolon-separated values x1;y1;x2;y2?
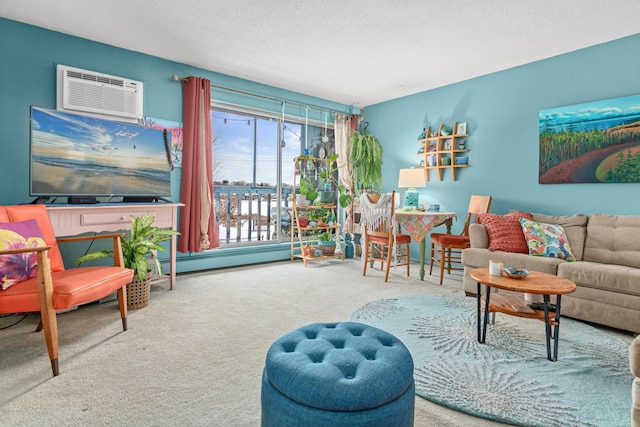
366;33;640;239
0;18;354;272
3;18;639;269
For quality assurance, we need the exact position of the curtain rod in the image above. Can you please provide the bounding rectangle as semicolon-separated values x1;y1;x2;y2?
171;74;354;116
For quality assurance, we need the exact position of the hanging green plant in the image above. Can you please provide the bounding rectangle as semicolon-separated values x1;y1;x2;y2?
348;129;383;191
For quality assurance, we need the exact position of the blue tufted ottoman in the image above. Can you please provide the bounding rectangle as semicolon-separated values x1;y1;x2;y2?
261;322;415;427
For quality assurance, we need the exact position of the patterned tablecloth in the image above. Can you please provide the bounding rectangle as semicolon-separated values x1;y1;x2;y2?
394;210;457;243
394;210;457;280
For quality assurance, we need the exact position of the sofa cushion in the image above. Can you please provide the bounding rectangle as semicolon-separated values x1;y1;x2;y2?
558;261;640;297
477;212;532;253
583;213;640;269
0;219;47;290
531;213;588;261
519;218;576;262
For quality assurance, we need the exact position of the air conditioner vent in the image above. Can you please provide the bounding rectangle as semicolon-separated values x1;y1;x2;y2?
56;64;143;123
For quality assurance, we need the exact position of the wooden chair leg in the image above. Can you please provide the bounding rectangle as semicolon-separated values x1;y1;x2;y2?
384;243;393;282
406;243;410;277
363;240;369;276
439;244;446;285
429;242;435;275
35;318;43;333
35;251;60;376
117;286;128;331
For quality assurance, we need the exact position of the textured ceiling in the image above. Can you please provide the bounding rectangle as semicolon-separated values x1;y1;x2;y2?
2;0;640;107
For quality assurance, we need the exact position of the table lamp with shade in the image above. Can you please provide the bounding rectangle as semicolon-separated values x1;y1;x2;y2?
398;168;426;208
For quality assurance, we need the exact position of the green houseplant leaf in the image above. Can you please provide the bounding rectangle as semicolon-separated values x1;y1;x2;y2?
74;213;180;281
297;154;353;209
348;129;383;191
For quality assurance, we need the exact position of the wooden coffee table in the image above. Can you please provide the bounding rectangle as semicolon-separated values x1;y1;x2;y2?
470;268;577;361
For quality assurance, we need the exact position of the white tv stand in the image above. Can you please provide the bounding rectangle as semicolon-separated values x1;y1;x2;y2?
46;202;182;290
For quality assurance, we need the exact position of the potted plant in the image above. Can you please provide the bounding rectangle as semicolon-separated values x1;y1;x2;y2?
75;213;180;309
316;231;336;256
348;129;383;192
297;153;353;209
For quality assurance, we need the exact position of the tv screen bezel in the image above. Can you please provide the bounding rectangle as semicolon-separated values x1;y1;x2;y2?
29;106;172;199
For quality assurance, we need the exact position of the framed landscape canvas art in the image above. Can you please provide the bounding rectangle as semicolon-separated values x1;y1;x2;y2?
539;94;640;183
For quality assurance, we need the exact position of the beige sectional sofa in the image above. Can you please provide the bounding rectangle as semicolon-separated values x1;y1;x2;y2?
461;212;640;333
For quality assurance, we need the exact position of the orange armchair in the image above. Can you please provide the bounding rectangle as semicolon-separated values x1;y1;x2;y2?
0;204;133;376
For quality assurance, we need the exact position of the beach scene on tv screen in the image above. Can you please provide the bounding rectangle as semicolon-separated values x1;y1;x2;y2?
30;107;171;196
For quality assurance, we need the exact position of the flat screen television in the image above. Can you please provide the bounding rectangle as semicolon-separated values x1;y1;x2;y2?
30;106;172;199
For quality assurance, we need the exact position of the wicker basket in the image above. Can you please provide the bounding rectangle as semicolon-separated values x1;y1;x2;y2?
318;241;336;256
126;270;151;310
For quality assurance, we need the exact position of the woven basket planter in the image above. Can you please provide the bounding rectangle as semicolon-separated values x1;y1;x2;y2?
318;241;336;256
126;270;152;310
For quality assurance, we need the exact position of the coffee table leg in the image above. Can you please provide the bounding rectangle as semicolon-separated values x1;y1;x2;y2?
552;296;562;361
477;283;491;344
543;295;563;362
543;295;552;360
476;282;481;342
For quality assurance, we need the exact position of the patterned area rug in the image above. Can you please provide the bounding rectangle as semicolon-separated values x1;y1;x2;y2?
350;294;632;427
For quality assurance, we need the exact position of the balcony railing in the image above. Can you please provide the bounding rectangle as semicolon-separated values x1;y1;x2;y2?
214;185;293;244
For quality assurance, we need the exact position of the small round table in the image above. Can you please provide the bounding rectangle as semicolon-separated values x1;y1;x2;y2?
470;268;576;361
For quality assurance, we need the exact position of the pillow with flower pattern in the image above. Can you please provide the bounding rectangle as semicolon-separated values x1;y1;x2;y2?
0;220;47;290
519;218;576;262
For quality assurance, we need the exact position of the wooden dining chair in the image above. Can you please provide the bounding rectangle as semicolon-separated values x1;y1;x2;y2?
429;195;492;284
361;191;411;282
0;204;133;376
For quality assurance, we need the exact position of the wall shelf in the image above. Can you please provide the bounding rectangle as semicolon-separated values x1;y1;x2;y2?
417;123;469;181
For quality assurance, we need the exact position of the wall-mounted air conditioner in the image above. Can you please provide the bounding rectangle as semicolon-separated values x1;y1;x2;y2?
56;64;143;124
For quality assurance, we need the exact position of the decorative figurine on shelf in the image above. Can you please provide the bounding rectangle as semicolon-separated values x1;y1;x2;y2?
418;128;426;140
459;140;465;149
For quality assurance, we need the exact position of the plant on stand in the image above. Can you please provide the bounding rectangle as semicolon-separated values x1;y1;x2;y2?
297;153;353;209
75;213;180;309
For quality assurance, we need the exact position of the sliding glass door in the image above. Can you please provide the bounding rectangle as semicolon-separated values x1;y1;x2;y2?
213;107;331;246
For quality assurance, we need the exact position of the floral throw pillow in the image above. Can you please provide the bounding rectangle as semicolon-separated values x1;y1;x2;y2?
0;220;47;290
519;218;576;262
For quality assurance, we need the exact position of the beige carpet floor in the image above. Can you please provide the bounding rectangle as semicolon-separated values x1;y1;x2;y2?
1;259;512;426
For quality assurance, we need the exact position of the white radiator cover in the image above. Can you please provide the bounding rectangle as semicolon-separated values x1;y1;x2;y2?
56;64;143;123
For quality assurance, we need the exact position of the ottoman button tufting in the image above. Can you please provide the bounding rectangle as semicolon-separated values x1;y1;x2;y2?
261;322;415;427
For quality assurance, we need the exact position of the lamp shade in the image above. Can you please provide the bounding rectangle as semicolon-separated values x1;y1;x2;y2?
398;168;426;189
398;168;425;208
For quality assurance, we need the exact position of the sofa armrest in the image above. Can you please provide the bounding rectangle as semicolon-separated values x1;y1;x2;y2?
469;223;489;249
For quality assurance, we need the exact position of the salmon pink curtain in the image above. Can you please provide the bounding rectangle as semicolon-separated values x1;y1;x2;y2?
178;77;219;252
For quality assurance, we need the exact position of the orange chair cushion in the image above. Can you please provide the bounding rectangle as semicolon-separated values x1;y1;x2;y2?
395;233;411;244
431;233;470;246
368;233;411;245
0;266;133;313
